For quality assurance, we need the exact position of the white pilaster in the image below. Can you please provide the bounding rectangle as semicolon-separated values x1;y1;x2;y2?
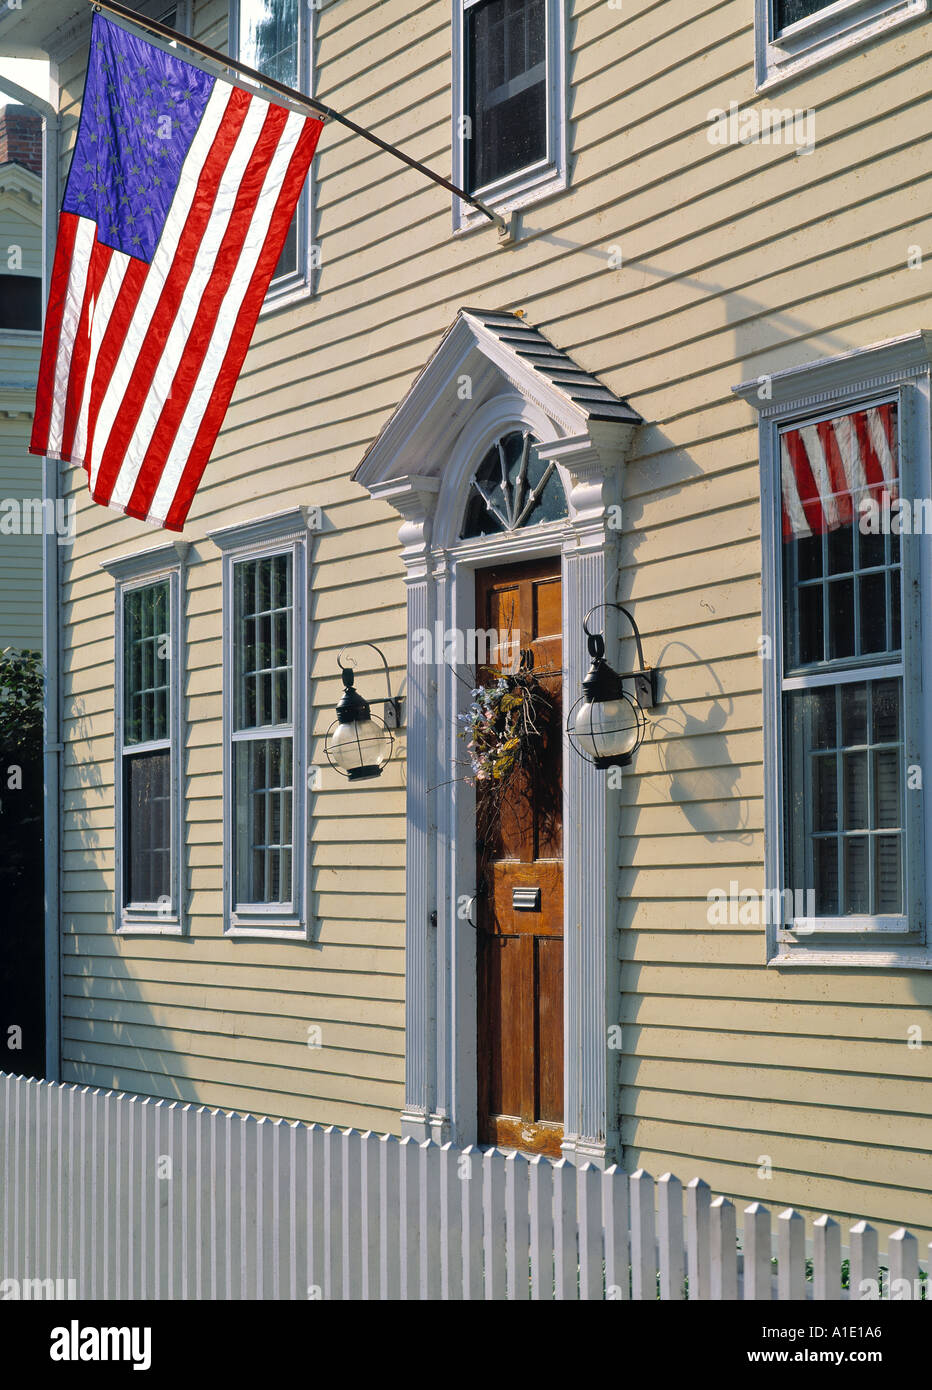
368;477;440;1140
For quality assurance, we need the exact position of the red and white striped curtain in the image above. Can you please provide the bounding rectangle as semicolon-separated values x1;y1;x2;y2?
779;403;898;540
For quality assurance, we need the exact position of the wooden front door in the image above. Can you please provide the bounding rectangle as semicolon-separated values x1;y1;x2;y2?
475;557;563;1157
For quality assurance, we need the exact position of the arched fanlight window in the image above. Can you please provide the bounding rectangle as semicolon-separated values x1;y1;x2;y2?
460;430;568;539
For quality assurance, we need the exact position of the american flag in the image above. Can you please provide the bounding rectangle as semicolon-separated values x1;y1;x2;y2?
30;12;323;531
780;403;898;540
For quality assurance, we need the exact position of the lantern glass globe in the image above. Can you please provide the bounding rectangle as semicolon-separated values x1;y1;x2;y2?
328;718;392;778
574;697;639;762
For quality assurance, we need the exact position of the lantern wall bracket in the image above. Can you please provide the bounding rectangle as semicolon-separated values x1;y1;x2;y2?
582;604;659;709
337;643;406;729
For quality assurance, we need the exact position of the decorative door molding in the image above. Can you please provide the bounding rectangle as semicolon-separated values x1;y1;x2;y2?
355;309;641;1165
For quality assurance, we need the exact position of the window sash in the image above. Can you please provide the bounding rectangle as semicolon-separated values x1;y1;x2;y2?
233;734;294;909
124;746;173;907
783;676;906;924
230;548;299;915
465;0;548;195
776;395;920;939
124;579;171;746
115;568;181;927
233;553;294;731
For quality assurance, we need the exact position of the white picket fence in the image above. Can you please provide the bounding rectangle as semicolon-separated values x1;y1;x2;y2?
0;1072;926;1299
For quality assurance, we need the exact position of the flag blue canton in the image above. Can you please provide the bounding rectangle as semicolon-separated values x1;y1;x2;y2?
63;12;215;263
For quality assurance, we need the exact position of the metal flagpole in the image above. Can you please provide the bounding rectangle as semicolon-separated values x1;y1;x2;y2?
87;0;507;232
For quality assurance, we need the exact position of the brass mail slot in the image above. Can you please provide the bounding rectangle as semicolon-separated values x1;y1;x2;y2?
512;887;541;912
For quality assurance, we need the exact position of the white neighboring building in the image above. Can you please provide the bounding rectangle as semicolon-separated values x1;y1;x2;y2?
0;104;43;654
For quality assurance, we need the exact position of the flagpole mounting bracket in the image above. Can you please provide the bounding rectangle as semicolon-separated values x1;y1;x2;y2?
495;210;518;247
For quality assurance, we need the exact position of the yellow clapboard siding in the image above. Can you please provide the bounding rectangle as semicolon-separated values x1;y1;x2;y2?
62;955;404;1000
63;1037;402;1107
619;1136;932;1241
61;1018;404;1083
626;1087;932;1153
47;0;932;1224
61;1059;401;1135
64;994;403;1049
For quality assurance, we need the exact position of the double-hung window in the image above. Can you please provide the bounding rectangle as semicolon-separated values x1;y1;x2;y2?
209;508;309;936
737;333;932;966
104;543;187;934
453;0;567;232
782;402;908;927
755;0;927;89
229;0;315;305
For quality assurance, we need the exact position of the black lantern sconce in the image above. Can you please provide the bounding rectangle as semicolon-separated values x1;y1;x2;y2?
325;644;405;781
567;604;659;770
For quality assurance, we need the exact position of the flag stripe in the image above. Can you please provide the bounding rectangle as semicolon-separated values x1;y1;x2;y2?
59;238;115;462
70;249;132;467
783;427;825;535
816;418;852;527
80;256;150;477
30;211;80;454
161;117;320;529
46;216;97;457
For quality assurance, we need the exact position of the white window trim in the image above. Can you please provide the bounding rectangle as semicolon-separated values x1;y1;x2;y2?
228;0;317;310
734;331;932;968
452;0;567;235
755;0;928;91
102;541;189;936
209;507;312;939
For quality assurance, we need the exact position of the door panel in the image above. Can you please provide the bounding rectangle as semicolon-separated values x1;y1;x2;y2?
475;556;563;1157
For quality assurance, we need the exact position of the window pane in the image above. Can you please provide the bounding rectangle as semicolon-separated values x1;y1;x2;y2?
859;571;886;653
844;837;869;914
842;751;867;830
826;524;851;575
840;682;866;746
795;533;822;581
0;275;41;331
784;678;904;920
125;749;171;903
466;0;547;192
238;0;300;279
234;736;294;905
814;838;838;915
124;580;170;746
234;553;293;731
873;748;900;829
827;578;854;659
792;586;822;666
874;835;902;913
872;678;900;742
812;754;837;831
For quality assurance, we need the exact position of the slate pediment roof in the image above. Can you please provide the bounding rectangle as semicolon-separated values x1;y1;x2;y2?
458;308;641;426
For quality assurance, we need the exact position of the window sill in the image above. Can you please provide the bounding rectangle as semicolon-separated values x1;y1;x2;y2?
258;276;314;319
118;913;183;936
770;943;932;966
225;913;307;940
453;161;568;236
757;0;927;91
